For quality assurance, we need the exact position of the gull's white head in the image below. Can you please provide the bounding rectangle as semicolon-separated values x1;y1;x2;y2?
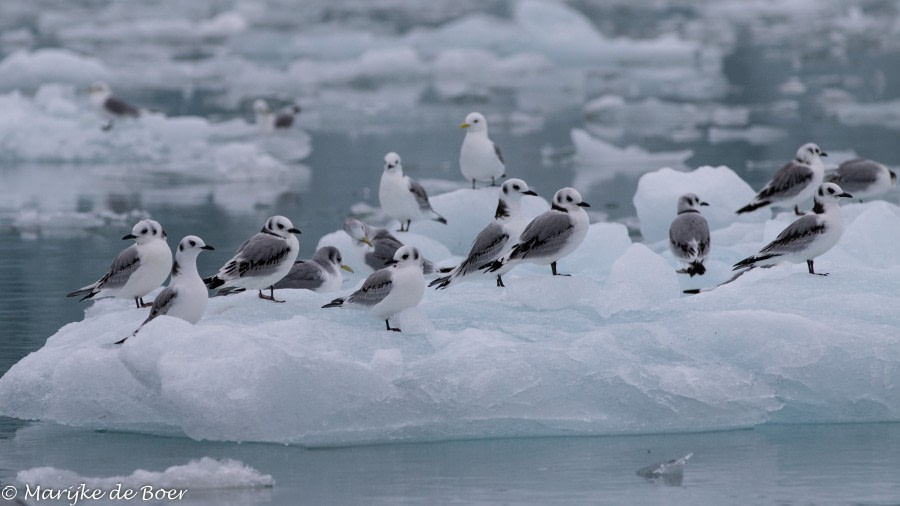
552;187;590;211
460;112;488;133
124;219;166;244
676;193;709;214
500;178;538;200
315;246;353;273
390;245;423;268
177;235;214;255
87;81;111;97
343;218;373;246
253;99;271;115
383;152;402;174
796;142;827;164
815;182;853;202
263;215;301;238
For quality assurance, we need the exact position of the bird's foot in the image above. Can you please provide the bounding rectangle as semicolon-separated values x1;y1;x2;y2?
258;291;285;303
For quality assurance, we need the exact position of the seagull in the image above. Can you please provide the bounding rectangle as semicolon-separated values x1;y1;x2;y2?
483;187;590;277
737;142;828;216
430;178;537;289
67;219;172;309
253;99;301;131
825;158;896;201
733;182;852;275
116;235;214;344
86;81;140;131
378;152;447;232
669;193;710;276
460;112;506;188
271;246;353;293
343;218;437;274
322;245;426;332
203;215;301;302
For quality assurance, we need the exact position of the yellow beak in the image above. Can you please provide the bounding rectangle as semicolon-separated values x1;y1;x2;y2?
460;122;470;129
341;264;354;273
360;237;373;246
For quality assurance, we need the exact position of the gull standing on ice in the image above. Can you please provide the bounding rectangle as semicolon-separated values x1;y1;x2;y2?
378;152;447;232
203;215;300;302
733;182;852;275
116;235;214;344
825;158;896;201
484;187;590;277
272;246;353;292
669;193;710;276
68;219;171;309
459;112;506;188
87;81;140;131
323;245;426;332
430;178;538;289
736;142;827;216
253;99;301;131
343;218;437;274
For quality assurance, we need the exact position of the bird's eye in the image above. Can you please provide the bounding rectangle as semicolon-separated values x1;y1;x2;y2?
189;240;196;247
473;119;479;123
141;228;148;234
179;244;184;251
513;185;520;190
278;224;284;229
828;188;835;194
402;254;409;259
414;252;419;259
566;196;573;202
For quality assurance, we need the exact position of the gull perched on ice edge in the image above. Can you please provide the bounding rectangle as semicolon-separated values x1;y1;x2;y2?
68;219;171;309
343;218;437;274
379;152;447;232
273;246;353;292
483;187;589;277
204;215;300;302
669;193;710;276
733;183;852;275
430;178;538;289
323;245;426;332
116;235;214;344
825;158;896;201
460;112;506;188
736;142;827;216
253;99;301;131
87;81;140;131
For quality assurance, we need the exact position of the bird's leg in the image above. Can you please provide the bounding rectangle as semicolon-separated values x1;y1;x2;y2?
258;286;286;303
139;297;153;308
385;319;401;332
496;275;505;287
551;262;571;276
491;176;497;186
472;179;476;190
134;297;141;309
807;259;829;276
794;205;804;216
406;220;411;232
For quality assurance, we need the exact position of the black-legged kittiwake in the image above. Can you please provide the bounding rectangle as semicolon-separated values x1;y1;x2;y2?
669;193;710;276
322;245;426;332
825;158;896;201
273;246;352;292
253;99;301;131
737;142;827;215
204;215;301;302
87;81;140;131
460;112;506;189
343;217;437;274
378;152;447;232
68;219;171;309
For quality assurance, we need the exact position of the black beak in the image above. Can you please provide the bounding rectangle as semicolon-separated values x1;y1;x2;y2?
385;259;398;265
820;151;828;157
122;234;137;240
524;190;538;196
577;202;591;207
288;228;301;234
700;201;710;206
838;192;853;198
201;245;215;250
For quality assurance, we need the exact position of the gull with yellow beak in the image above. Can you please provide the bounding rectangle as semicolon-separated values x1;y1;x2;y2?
273;246;354;293
459;112;506;189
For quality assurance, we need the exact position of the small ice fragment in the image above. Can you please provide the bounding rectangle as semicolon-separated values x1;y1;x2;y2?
636;452;693;486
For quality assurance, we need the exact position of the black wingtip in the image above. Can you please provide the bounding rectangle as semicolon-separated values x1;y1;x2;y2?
114;336;128;345
203;276;225;289
736;200;769;215
682;289;702;295
686;261;706;277
322;298;345;309
434;216;448;225
429;276;451;289
482;259;503;273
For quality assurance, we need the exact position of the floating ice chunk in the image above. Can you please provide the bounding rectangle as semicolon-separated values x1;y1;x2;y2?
708;125;787;145
636;453;693;486
823;96;900;130
0;49;110;91
595;244;680;318
17;457;274;490
634;166;766;244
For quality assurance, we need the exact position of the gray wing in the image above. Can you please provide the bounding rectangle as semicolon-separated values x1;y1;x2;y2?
273;261;325;290
219;233;293;280
105;96;140;117
669;214;710;260
273;113;294;129
141;285;178;326
493;142;505;165
97;245;142;290
760;215;825;254
757;161;814;201
456;222;509;276
366;230;403;270
826;159;880;192
408;179;435;212
508;211;573;260
347;268;394;307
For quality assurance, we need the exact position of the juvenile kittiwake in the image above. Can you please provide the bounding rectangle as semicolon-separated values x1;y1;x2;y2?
323;245;426;332
669;193;710;276
430;178;538;289
343;218;437;274
378;152;447;232
483;187;590;277
733;182;852;275
737;142;827;215
253;99;301;131
68;219;171;308
272;246;353;292
87;81;140;131
203;215;300;302
825;158;896;201
460;112;506;188
116;235;214;344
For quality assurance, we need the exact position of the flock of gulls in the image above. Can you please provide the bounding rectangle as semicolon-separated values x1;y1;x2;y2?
69;84;897;338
